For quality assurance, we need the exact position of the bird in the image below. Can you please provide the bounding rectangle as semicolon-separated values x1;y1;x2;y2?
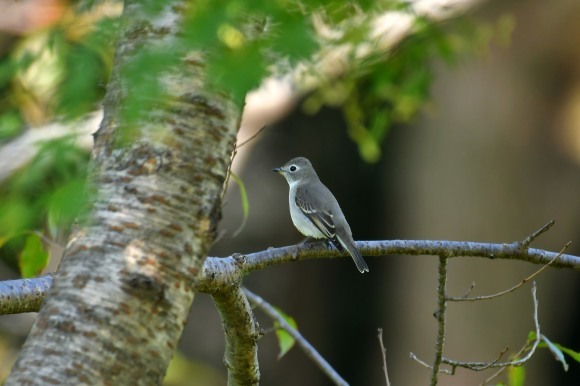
273;157;369;273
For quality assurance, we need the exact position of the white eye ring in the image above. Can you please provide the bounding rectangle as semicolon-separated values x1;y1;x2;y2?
289;165;297;172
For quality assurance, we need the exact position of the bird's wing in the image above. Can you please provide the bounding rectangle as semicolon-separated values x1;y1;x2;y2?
294;188;336;239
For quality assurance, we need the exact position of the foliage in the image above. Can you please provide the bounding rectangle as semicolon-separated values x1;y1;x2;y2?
18;233;49;279
0;137;90;273
0;2;511;272
493;332;580;386
273;306;298;359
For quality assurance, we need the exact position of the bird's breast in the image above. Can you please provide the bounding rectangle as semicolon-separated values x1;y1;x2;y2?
288;194;325;238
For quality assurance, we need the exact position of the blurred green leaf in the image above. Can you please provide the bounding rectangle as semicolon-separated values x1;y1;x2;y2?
267;14;318;63
48;178;88;234
558;345;580;364
495;13;516;47
507;365;525;386
0;111;24;139
207;43;267;106
0;57;18;87
18;233;49;278
57;44;107;119
163;350;226;386
273;306;297;359
0;136;89;270
0;198;34;235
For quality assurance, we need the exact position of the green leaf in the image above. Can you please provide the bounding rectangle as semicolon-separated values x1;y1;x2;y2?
0;111;23;140
273;306;297;359
229;171;249;237
268;14;318;63
48;178;88;230
558;345;580;364
507;365;525;386
0;233;17;249
18;233;49;278
208;43;267;106
0;198;34;235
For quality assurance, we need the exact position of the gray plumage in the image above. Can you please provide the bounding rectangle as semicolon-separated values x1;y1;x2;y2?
273;157;369;273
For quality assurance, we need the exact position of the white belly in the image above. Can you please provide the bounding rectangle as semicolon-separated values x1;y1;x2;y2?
289;197;325;238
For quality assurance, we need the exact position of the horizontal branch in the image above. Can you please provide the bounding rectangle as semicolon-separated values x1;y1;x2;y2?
197;238;579;292
2;238;578;312
0;274;53;314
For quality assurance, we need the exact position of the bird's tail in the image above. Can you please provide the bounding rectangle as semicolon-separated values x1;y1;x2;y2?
337;235;369;273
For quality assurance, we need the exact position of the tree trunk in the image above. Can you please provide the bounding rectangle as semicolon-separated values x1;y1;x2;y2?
6;1;239;384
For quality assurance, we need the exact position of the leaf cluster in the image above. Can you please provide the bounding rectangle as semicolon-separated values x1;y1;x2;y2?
0;2;514;276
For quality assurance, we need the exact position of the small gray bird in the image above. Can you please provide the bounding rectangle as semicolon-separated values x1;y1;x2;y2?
273;157;369;273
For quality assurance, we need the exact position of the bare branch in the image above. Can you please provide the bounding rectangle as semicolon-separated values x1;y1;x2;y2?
409;352;452;374
245;288;349;386
0;274;53;314
212;286;261;386
377;328;391;386
411;284;542;384
448;242;571;302
3;236;579;313
236;125;268;148
196;224;580;291
520;220;555;247
430;255;449;386
442;283;542;370
444;346;510;373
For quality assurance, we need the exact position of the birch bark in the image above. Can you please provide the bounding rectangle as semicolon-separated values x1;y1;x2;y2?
6;1;239;384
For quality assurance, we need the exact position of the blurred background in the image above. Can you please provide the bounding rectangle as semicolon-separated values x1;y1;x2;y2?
0;0;579;385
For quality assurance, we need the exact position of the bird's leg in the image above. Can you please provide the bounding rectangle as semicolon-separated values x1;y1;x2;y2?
300;236;316;244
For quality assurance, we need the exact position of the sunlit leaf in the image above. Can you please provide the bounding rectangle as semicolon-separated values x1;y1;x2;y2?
507;365;525;386
273;306;297;359
18;233;49;278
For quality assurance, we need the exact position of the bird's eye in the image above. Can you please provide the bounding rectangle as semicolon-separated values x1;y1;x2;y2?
289;165;297;172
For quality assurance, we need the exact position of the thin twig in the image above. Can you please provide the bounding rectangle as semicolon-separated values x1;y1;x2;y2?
430;254;449;386
442;283;542;371
448;242;570;302
461;281;476;298
409;352;452;374
443;346;509;372
377;328;391;386
244;288;349;386
520;220;554;247
237;125;268;148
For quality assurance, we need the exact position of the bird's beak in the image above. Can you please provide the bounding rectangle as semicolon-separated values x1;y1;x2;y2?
272;167;284;174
